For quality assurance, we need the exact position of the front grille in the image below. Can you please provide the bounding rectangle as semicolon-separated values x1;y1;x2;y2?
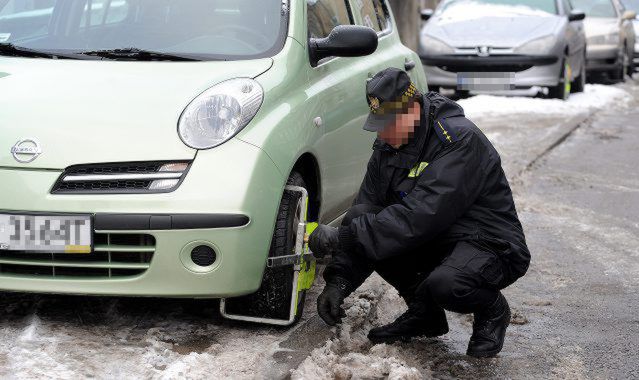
55;180;153;192
0;233;155;278
51;161;191;194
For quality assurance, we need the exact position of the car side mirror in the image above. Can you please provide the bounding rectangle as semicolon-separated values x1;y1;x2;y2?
309;25;378;67
622;10;637;20
568;10;586;21
421;8;434;21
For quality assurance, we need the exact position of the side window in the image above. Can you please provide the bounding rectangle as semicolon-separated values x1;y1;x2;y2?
371;0;391;32
562;0;573;13
307;0;353;39
355;0;382;31
79;0;129;28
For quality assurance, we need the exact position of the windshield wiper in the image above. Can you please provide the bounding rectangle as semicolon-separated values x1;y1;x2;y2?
0;43;89;60
79;48;201;61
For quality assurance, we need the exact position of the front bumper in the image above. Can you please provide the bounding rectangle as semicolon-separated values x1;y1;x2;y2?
421;54;561;89
586;45;619;72
0;139;285;297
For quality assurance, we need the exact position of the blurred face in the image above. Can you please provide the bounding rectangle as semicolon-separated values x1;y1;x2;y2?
378;100;421;148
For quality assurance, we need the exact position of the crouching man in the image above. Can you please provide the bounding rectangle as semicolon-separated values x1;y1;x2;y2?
308;68;530;358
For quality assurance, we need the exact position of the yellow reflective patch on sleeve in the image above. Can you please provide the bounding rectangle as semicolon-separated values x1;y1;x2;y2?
408;162;429;178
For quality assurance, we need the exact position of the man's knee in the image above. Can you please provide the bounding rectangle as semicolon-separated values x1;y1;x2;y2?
420;266;476;312
342;204;384;226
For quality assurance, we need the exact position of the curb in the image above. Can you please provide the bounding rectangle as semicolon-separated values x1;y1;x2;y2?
513;111;590;178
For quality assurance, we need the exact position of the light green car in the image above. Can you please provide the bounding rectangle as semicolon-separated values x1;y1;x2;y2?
0;0;427;325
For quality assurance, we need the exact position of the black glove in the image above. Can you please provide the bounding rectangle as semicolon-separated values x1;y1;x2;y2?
317;276;352;326
308;224;339;258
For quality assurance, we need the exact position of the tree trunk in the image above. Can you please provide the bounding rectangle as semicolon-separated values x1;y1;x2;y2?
388;0;421;51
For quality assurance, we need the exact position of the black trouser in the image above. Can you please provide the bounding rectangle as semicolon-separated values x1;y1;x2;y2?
339;204;509;314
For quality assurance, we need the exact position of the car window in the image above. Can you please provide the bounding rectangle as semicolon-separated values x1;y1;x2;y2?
621;0;639;11
307;0;353;39
353;0;390;32
562;0;573;13
571;0;617;16
0;0;288;60
438;0;558;15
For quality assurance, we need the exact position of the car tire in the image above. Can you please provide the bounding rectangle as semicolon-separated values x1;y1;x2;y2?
548;59;570;100
222;172;308;324
571;55;586;93
609;47;627;83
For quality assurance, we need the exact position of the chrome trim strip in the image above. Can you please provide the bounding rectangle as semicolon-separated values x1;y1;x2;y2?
62;172;183;182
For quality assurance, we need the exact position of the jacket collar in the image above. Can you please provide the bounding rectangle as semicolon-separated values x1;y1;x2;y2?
371;92;466;169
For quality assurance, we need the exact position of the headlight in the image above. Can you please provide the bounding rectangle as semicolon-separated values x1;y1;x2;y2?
514;35;556;54
421;35;455;55
178;78;263;150
587;33;619;45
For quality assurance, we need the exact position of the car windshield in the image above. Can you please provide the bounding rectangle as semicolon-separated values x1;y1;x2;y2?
0;0;287;60
571;0;617;17
438;0;558;16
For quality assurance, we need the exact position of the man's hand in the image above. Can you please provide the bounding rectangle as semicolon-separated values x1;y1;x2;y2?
317;277;352;326
308;224;339;258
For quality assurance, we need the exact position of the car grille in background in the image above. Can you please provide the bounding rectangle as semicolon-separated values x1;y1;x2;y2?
0;233;155;278
51;161;191;194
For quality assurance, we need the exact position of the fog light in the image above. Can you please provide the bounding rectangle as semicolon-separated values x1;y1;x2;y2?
191;245;216;267
149;178;180;190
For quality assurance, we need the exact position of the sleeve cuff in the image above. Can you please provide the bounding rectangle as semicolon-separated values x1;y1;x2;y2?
338;225;357;253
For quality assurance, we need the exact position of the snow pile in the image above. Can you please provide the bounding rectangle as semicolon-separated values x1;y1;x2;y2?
291;275;425;380
459;84;632;120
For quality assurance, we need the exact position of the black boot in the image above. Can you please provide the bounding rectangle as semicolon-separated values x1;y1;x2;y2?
467;292;511;358
368;301;449;344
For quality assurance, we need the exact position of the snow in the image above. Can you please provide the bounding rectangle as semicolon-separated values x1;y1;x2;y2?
437;1;554;23
458;84;632;119
290;275;424;380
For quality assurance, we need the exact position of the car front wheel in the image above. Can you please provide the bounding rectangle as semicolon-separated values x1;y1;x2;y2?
220;172;312;325
548;59;571;100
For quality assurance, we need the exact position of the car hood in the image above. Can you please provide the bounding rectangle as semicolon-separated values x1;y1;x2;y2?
0;57;273;170
425;12;560;48
583;17;619;37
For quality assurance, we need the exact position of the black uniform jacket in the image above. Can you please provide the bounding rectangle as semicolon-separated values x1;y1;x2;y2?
330;91;530;287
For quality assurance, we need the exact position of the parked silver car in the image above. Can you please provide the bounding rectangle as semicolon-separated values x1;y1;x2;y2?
419;0;587;100
575;0;638;79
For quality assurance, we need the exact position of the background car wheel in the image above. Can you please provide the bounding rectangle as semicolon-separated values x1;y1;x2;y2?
571;55;586;93
222;172;309;324
609;47;627;83
548;59;571;100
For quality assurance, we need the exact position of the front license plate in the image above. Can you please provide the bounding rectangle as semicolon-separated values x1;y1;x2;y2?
457;72;515;91
0;213;92;253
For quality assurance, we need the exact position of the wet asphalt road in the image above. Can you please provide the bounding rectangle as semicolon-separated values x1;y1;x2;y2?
408;84;639;379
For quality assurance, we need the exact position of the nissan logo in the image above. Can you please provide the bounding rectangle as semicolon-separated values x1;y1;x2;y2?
11;139;42;163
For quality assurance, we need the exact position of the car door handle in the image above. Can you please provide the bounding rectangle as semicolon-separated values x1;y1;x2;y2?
405;59;416;71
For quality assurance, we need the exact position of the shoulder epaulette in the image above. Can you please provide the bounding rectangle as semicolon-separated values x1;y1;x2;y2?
434;118;458;144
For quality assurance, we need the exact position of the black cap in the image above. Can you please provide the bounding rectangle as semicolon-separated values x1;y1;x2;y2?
364;67;420;132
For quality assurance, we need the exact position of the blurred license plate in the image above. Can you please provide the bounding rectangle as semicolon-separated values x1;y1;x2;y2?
0;213;92;253
457;72;515;91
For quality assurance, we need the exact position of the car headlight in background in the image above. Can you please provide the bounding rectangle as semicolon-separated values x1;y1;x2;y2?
587;33;619;45
178;78;264;150
514;35;556;54
421;35;455;55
